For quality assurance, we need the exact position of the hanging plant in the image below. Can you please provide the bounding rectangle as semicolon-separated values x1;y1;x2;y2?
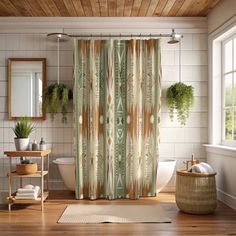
166;82;194;126
43;83;72;123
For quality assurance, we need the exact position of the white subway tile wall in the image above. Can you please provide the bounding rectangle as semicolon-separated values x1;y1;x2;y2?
0;32;208;200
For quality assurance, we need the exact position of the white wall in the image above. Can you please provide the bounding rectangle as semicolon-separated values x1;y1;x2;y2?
0;17;208;201
207;0;236;210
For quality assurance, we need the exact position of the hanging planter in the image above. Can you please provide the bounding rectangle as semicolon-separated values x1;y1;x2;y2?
43;83;72;123
166;82;194;126
166;38;194;126
44;33;72;123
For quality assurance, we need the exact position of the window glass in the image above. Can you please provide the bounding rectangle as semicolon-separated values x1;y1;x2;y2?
225;109;233;140
225;73;233;107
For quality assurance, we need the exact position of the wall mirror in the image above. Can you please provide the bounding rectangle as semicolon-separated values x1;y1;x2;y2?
8;58;46;120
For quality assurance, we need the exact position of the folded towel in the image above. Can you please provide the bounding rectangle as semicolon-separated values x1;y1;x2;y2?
188;162;215;174
16;185;41;199
15;195;40;200
17;186;40;194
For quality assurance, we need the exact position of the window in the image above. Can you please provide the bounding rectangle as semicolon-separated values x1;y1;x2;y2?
222;34;236;144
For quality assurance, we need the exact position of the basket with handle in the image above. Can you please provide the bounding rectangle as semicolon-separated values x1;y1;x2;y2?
175;155;217;214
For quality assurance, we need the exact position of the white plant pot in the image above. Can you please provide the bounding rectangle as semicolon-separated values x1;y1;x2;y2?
14;138;29;151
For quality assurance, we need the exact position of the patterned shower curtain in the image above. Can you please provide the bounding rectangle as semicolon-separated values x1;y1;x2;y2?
73;39;161;200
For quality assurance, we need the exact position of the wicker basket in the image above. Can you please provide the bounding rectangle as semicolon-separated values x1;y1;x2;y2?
176;169;217;214
16;163;38;175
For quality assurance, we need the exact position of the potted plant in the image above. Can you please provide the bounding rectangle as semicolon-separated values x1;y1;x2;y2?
12;117;35;151
43;83;72;123
166;82;194;126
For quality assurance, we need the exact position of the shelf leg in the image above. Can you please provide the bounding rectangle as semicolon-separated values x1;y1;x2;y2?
41;156;44;211
47;154;49;191
8;157;12;212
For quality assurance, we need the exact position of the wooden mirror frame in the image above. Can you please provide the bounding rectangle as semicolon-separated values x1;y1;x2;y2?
8;58;46;120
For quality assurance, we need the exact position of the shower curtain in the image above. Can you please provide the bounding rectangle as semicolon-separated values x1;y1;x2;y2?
73;39;161;200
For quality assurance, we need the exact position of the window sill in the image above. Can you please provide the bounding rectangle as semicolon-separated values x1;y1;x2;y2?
203;144;236;158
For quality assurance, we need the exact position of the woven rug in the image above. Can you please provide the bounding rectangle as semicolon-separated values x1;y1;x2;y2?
58;205;171;224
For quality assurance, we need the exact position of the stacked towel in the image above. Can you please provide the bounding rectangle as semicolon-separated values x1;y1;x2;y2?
15;185;41;200
188;162;215;174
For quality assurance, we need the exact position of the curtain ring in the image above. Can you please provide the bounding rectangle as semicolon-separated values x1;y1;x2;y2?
131;34;132;40
140;33;141;40
149;33;151;40
120;33;121;40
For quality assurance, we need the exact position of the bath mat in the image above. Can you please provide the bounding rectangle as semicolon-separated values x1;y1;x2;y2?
58;205;171;224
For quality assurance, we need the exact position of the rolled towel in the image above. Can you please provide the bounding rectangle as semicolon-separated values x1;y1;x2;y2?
188;162;215;174
199;162;215;174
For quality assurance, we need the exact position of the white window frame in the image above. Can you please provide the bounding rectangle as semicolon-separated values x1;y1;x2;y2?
222;33;236;146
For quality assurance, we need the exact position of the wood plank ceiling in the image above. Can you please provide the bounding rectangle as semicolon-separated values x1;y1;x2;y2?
0;0;221;17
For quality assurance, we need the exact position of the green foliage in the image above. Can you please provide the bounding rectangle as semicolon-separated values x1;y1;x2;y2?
43;83;71;123
21;159;32;164
12;117;35;138
166;82;194;126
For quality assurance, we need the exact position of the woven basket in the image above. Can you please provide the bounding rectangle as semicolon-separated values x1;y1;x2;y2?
176;169;217;214
16;163;38;175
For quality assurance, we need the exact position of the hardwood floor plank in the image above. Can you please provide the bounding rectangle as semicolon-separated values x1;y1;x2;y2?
0;191;235;235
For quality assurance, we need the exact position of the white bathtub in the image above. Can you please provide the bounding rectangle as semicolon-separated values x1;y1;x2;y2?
53;158;176;194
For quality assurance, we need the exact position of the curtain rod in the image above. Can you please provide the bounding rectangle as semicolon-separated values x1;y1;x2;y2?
68;33;175;38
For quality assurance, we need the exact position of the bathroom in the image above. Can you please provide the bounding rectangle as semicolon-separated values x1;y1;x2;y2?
0;18;207;199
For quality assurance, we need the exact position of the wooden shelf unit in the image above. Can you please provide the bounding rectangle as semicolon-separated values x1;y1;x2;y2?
4;150;51;211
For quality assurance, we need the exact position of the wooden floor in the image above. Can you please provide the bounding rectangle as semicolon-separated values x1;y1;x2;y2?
0;191;236;236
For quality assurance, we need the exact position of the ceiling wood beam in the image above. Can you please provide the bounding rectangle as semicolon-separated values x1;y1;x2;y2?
0;0;222;17
138;0;151;16
71;0;85;16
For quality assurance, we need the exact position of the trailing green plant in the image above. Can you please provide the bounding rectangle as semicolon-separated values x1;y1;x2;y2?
43;83;71;123
21;159;32;164
12;117;35;138
166;82;194;126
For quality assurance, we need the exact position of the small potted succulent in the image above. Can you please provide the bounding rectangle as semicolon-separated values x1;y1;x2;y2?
12;117;37;175
12;117;35;151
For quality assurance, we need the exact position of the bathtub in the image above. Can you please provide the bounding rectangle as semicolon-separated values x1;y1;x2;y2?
53;158;176;194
